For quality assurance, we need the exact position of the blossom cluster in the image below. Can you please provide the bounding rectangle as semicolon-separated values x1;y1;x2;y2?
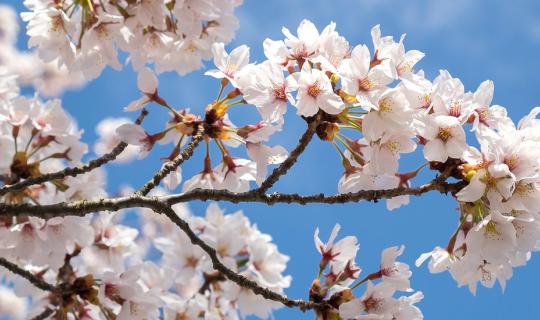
312;224;423;319
1;200;291;319
22;0;242;80
116;18;540;296
0;4;85;96
417;107;540;294
0;75;290;319
86;201;291;320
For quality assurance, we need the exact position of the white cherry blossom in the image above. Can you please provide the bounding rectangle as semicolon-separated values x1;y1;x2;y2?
288;63;344;117
205;42;250;86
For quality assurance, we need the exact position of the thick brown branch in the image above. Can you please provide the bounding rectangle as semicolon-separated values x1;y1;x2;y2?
165;179;466;205
256;113;321;193
0;109;149;197
0;180;465;218
0;177;465;312
136;126;204;196
0;257;55;292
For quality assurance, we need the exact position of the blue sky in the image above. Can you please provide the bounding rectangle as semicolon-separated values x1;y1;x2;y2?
4;0;540;319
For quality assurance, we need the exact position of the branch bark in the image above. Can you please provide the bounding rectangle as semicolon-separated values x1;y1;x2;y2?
0;176;465;312
0;179;465;219
256;113;321;193
0;257;55;292
136;125;204;196
30;308;55;320
0;109;468;315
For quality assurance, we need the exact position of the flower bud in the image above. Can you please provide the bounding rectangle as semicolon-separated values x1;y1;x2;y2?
316;121;340;141
309;279;328;303
73;274;99;304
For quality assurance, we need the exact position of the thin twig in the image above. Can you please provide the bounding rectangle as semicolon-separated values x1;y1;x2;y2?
0;109;149;197
30;308;55;320
0;257;55;292
136;126;204;196
256;113;321;193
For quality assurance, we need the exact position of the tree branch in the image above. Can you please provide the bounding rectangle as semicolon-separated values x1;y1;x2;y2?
154;203;322;311
30;308;55;320
0;257;55;292
0;109;149;197
136;125;204;196
0;178;465;218
256;113;321;193
165;179;465;206
0;176;465;312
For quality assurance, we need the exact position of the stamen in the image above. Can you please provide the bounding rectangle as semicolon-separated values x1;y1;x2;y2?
307;81;321;98
438;127;452;142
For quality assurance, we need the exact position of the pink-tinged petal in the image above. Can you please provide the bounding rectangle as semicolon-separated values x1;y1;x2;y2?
370;24;382;48
229;45;250;70
339;73;358;96
204;69;225;79
398;136;418;153
314;227;323;254
423;139;447;162
211;42;227;70
387;195;410;210
355;94;378;111
263;38;288;64
339;298;365;319
116;123;147;145
138;67;158;94
0;136;15;167
415;252;432;268
381;245;404;267
318;91;344;115
350;44;370;78
297;19;319;40
362;112;384;142
495;177;515;200
445;137;468;159
124;96;150;112
295;94;318;117
247;143;288;185
328;224;341;245
163;167;182;190
267;145;288;164
456;174;486;202
399;50;425;74
474;80;494;106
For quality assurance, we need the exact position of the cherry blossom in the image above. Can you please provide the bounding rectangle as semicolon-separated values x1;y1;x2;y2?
205;42;250;85
289;63;344;117
21;0;243;80
311;225;423;320
420;115;468;162
314;224;359;271
236;61;293;123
